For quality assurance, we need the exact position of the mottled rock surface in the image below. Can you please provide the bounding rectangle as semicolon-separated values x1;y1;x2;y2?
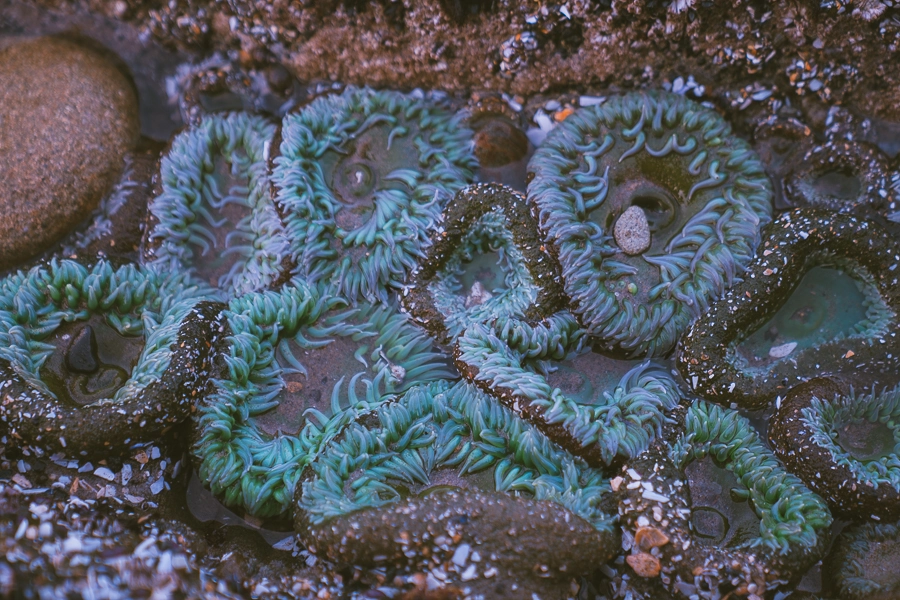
0;36;138;270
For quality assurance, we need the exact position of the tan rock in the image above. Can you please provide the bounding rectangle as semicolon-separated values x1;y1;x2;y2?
0;36;138;270
626;552;661;578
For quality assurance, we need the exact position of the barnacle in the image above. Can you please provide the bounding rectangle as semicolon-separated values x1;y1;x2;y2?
678;209;900;409
615;400;832;599
294;379;619;586
454;317;682;467
0;259;223;456
769;378;900;521
145;111;290;299
784;138;895;215
401;182;566;343
194;283;455;518
824;520;900;600
528;91;773;357
272;87;477;304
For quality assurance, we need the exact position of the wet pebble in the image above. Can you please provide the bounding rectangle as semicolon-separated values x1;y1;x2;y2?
0;36;138;270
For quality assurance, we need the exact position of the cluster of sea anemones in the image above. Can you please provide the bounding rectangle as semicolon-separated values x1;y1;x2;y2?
3;85;900;599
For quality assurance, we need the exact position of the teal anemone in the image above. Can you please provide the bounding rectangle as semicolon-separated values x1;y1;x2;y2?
194;282;455;518
294;379;619;580
769;378;900;521
615;400;832;599
272;87;477;304
824;520;900;600
784;139;894;215
146;111;289;298
528;91;773;358
401;182;566;343
677;209;900;409
455;317;682;467
0;259;222;456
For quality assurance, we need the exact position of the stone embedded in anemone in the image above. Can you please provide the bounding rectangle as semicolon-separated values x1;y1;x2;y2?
468;108;532;191
0;259;223;456
784;138;895;215
615;400;833;600
145;111;290;299
454;319;683;467
769;378;900;521
401;182;567;344
527;91;773;358
194;283;455;518
824;520;900;600
677;208;900;410
272;87;477;304
293;379;619;587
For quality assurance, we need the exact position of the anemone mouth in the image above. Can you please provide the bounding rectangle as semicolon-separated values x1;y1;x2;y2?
147;111;288;298
678;209;900;410
402;183;566;344
294;379;619;556
615;400;832;599
528;91;773;358
39;313;144;407
273;87;477;303
194;284;456;518
0;259;219;456
454;318;683;467
770;378;900;520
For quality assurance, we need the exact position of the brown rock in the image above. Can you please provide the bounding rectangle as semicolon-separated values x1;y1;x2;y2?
0;36;139;270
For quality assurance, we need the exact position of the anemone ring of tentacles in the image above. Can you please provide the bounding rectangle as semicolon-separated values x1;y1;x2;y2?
614;400;832;599
678;208;900;410
770;377;900;521
272;86;477;304
0;259;224;456
194;282;454;518
527;91;773;358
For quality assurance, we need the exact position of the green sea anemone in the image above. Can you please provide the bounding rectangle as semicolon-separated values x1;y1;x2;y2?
294;379;619;583
455;319;682;467
784;139;894;215
0;259;223;456
401;182;566;343
528;91;773;358
272;87;478;304
824;520;900;600
615;400;832;599
194;282;455;518
769;378;900;521
145;111;289;298
677;208;900;410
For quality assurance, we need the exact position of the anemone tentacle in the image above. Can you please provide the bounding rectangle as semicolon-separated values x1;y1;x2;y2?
146;111;289;299
615;400;832;599
528;91;773;358
770;378;900;521
194;282;456;518
401;182;567;343
0;258;224;456
824;520;900;600
455;317;683;467
677;208;900;409
294;378;620;582
272;86;477;304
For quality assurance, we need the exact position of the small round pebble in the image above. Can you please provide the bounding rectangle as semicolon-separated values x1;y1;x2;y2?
614;205;652;255
0;36;139;270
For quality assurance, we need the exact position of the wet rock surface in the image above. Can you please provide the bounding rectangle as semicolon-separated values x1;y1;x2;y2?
0;36;139;270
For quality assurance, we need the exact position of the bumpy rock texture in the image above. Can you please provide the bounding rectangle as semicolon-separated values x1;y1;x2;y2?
0;36;138;270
